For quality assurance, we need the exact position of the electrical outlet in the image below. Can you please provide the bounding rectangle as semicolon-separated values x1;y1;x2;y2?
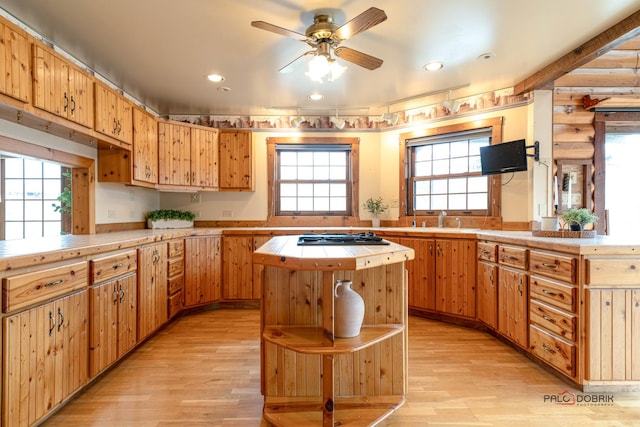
222;210;233;218
107;210;116;219
191;193;201;203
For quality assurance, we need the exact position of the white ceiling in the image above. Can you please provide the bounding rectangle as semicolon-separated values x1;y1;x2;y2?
2;0;639;117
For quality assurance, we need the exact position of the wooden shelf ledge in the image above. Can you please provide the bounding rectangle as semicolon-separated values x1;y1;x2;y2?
262;324;404;354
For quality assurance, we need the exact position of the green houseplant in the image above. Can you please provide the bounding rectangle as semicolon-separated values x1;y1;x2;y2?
363;197;388;227
146;209;196;229
562;208;598;231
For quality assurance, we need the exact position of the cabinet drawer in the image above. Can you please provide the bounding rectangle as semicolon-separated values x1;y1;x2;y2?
477;242;497;262
498;245;528;269
530;275;576;312
168;257;184;278
529;250;576;284
529;324;576;377
530;300;576;341
91;250;137;284
168;273;184;295
168;289;183;318
3;261;88;312
168;240;184;258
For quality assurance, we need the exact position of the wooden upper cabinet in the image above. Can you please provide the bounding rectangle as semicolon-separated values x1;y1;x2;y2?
218;129;253;191
32;43;94;128
191;127;219;188
132;107;158;185
0;21;30;103
158;121;191;186
94;81;133;145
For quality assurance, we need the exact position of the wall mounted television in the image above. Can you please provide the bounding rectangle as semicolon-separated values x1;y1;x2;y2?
480;139;528;176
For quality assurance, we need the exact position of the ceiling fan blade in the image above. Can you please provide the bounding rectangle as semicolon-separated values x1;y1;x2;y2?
334;46;383;70
251;21;307;41
332;7;387;41
279;51;314;73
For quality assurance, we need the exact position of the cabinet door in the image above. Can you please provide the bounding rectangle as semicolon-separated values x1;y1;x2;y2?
191;128;219;188
137;244;168;340
477;261;498;329
0;22;30;103
89;280;119;377
399;237;436;310
117;96;133;144
184;236;222;306
498;266;528;347
33;44;68;118
3;291;88;427
94;82;118;138
222;236;254;299
117;273;138;358
252;236;271;299
218;130;252;190
132;107;158;184
435;239;476;318
67;65;94;128
158;122;191;186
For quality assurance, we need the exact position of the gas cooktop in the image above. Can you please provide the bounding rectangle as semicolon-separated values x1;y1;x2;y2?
296;232;389;246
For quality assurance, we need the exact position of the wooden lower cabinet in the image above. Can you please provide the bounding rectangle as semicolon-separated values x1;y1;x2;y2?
137;243;168;340
477;260;498;329
184;236;222;307
498;266;528;348
89;273;137;377
435;239;476;318
222;235;269;300
398;237;436;310
2;290;88;427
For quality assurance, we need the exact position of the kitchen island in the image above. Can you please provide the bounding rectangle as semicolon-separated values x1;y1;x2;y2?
253;234;415;427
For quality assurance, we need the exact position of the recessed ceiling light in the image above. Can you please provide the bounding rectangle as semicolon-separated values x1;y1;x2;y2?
207;74;225;82
217;86;231;92
308;93;324;101
424;62;444;71
477;53;495;61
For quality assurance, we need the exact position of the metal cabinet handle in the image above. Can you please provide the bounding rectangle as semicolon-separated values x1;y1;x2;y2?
542;343;556;354
119;283;125;303
152;250;160;264
518;278;523;296
113;284;119;305
436;244;441;256
63;92;68;111
57;307;64;332
541;262;558;269
49;311;56;336
489;269;495;286
505;254;519;260
113;117;118;134
70;95;76;113
542;289;558;296
44;278;64;287
113;262;124;270
542;314;557;323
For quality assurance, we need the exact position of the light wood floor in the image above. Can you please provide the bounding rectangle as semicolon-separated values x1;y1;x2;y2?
42;308;640;427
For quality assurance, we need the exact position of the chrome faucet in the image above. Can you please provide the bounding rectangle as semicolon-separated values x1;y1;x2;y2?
438;210;446;228
456;217;461;228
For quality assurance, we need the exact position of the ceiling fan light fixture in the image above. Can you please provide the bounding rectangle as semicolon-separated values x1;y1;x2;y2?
308;93;324;101
424;61;443;71
206;73;225;83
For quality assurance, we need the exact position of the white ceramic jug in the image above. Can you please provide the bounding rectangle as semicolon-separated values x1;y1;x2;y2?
334;280;365;338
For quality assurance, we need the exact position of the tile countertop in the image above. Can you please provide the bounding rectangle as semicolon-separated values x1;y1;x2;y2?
1;226;639;273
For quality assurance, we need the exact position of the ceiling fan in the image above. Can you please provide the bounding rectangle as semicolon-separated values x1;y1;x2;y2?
251;7;387;77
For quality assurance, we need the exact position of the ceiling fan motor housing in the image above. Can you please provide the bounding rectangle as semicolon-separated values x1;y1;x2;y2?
306;15;338;43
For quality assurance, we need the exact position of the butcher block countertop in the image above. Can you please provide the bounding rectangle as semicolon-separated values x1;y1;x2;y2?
1;226;640;273
252;235;415;271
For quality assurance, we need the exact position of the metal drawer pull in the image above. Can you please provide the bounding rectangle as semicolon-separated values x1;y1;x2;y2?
113;262;124;269
541;262;558;269
44;278;64;287
505;254;519;260
542;314;557;323
542;343;556;354
542;289;558;296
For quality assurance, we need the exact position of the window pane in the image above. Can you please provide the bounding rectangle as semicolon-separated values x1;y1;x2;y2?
432;159;449;175
468;176;488;192
280;183;297;197
468;193;488;209
329;166;346;180
415;195;430;210
25;180;43;199
4;222;23;240
43;221;62;237
315;197;329;210
43;162;61;178
414;161;431;177
415;145;432;162
24;201;43;221
330;197;346;211
24;159;43;179
330;183;346;197
298;183;313;196
281;166;297;180
415;180;430;195
450;157;468;174
314;183;329;197
44;204;61;221
432;143;449;160
330;152;346;166
298;198;313;211
314;152;329;165
431;179;448;194
281;197;297;211
4;158;23;178
449;194;467;209
298;152;313;165
314;166;329;180
43;179;62;200
431;195;447;210
5;179;23;199
450;140;468;157
24;222;43;239
5;201;24;220
449;178;467;194
469;155;482;172
297;166;313;180
280;152;297;165
469;138;489;155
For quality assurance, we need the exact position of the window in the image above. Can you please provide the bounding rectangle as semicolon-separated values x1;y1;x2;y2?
2;158;64;240
400;117;503;219
267;137;360;221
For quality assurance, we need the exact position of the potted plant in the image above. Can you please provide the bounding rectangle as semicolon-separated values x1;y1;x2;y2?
146;209;196;229
562;208;598;231
363;197;388;228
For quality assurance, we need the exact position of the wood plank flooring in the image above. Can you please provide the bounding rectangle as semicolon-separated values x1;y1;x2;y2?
42;308;640;426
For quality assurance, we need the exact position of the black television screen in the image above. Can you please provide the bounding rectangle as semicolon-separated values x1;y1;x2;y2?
480;139;528;176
